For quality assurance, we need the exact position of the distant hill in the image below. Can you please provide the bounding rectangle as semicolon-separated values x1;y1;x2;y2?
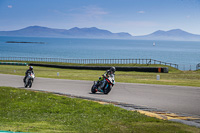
0;26;200;41
133;29;200;41
0;26;132;39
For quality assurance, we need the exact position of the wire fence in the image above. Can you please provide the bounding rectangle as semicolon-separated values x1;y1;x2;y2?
0;57;179;69
177;64;197;71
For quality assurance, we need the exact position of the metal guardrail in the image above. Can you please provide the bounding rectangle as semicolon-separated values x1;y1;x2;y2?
0;57;179;69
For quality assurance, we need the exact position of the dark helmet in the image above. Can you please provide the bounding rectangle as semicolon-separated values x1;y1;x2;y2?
29;66;33;70
110;67;116;73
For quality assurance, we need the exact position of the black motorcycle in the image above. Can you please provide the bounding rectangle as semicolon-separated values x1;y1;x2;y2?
91;74;115;94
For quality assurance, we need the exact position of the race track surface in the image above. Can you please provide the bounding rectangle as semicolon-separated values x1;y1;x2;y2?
1;74;200;117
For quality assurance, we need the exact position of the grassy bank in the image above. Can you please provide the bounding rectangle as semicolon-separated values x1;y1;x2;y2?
0;64;200;87
0;86;199;133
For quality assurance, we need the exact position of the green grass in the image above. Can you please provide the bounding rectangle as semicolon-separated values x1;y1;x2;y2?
0;86;199;133
0;64;200;87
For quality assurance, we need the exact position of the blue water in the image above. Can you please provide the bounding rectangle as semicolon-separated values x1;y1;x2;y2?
0;36;200;70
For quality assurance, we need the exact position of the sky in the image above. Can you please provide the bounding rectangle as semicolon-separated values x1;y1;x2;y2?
0;0;200;36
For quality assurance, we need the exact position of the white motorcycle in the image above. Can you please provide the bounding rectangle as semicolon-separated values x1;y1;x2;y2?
24;72;35;88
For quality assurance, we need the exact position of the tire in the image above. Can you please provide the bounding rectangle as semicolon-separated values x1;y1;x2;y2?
91;85;97;93
27;80;31;88
29;80;32;88
24;83;28;88
104;84;112;94
24;78;27;88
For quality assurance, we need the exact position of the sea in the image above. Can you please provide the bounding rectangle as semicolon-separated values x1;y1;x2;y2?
0;36;200;70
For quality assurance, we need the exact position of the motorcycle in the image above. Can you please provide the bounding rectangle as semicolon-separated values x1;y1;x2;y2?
24;72;35;88
91;74;115;94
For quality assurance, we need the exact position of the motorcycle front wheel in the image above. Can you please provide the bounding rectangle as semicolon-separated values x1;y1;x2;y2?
24;83;28;88
29;80;32;88
91;84;97;93
103;84;112;94
25;79;32;88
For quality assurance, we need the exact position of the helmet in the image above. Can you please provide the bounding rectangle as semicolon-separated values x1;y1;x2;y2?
110;67;116;73
29;66;33;70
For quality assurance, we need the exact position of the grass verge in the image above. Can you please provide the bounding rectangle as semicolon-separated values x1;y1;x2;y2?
0;86;199;133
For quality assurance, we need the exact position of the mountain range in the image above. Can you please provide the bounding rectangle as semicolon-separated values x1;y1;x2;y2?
0;26;200;41
133;29;200;41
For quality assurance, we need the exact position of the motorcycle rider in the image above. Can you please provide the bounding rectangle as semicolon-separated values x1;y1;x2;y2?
96;66;116;88
23;66;34;83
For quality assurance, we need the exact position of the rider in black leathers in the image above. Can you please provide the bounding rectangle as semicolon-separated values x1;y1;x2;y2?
23;66;34;83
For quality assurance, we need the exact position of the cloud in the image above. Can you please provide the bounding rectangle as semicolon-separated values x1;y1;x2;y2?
138;11;145;14
53;10;68;16
53;5;108;24
83;5;108;16
8;5;12;8
186;15;190;18
69;5;108;20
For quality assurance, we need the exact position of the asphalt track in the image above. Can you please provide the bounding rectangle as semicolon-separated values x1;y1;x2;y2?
1;74;200;122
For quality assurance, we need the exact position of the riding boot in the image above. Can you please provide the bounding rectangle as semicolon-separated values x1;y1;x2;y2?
96;80;100;87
